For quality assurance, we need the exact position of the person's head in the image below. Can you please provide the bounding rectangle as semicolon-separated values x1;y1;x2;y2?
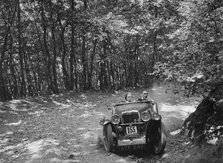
125;92;132;102
142;91;148;99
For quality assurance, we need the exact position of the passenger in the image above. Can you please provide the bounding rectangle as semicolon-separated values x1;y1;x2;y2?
125;92;132;102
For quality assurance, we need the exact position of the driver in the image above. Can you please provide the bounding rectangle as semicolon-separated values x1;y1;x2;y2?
139;91;153;101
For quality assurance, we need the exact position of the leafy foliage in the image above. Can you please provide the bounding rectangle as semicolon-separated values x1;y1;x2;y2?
0;0;223;101
153;0;223;97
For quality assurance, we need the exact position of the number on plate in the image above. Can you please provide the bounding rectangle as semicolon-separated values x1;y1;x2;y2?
126;126;137;134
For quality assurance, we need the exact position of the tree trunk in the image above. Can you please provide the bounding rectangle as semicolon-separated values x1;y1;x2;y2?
33;72;39;95
88;39;97;89
17;0;26;96
60;23;70;90
41;1;53;94
81;33;87;90
84;0;88;9
23;49;33;96
0;26;11;101
69;0;77;90
152;6;158;68
9;31;18;98
99;40;108;90
50;2;59;94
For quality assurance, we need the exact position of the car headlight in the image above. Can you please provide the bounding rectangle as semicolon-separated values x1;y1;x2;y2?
141;111;150;122
152;103;158;114
111;114;121;124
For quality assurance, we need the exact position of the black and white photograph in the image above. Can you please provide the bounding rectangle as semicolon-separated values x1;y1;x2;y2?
0;0;223;162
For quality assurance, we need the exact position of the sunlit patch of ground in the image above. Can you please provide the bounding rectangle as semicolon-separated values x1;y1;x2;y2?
160;103;196;120
9;111;19;115
82;131;97;140
25;138;63;160
28;110;44;116
8;103;29;112
0;131;13;137
51;100;71;109
79;110;104;118
76;127;86;131
160;103;196;114
79;111;91;118
5;120;22;126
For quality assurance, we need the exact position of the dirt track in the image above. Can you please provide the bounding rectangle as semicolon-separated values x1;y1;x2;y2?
0;85;201;163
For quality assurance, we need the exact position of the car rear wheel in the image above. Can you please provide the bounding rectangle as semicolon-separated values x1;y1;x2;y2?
152;123;167;155
104;124;114;152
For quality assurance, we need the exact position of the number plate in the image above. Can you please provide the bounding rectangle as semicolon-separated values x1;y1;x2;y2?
126;126;137;135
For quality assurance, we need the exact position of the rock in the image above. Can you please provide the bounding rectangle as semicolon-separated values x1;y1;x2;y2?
183;85;223;144
215;138;223;158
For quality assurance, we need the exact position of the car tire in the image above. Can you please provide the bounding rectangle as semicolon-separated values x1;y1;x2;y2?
104;124;114;152
152;122;167;155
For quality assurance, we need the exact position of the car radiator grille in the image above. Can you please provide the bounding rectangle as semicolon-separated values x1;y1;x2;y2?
122;112;139;123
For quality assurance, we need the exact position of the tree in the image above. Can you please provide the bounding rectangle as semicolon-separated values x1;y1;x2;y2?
153;0;223;96
3;0;221;101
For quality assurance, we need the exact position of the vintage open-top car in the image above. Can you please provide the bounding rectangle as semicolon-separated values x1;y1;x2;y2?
100;99;167;154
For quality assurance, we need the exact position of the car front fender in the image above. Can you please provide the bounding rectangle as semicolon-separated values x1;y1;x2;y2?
99;117;112;126
151;114;161;121
102;120;112;126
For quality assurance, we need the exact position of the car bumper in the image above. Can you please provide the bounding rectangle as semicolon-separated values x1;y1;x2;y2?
117;135;146;146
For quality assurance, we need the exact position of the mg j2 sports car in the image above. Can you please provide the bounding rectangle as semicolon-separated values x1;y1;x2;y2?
100;100;167;154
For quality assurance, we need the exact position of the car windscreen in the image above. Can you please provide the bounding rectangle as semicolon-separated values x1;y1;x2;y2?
114;102;151;112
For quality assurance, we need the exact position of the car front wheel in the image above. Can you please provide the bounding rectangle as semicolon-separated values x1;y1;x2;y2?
152;123;167;155
103;124;114;152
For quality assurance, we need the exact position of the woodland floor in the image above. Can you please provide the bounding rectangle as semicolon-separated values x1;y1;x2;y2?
0;85;221;163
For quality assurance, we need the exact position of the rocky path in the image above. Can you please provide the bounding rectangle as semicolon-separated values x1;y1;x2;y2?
0;86;202;163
